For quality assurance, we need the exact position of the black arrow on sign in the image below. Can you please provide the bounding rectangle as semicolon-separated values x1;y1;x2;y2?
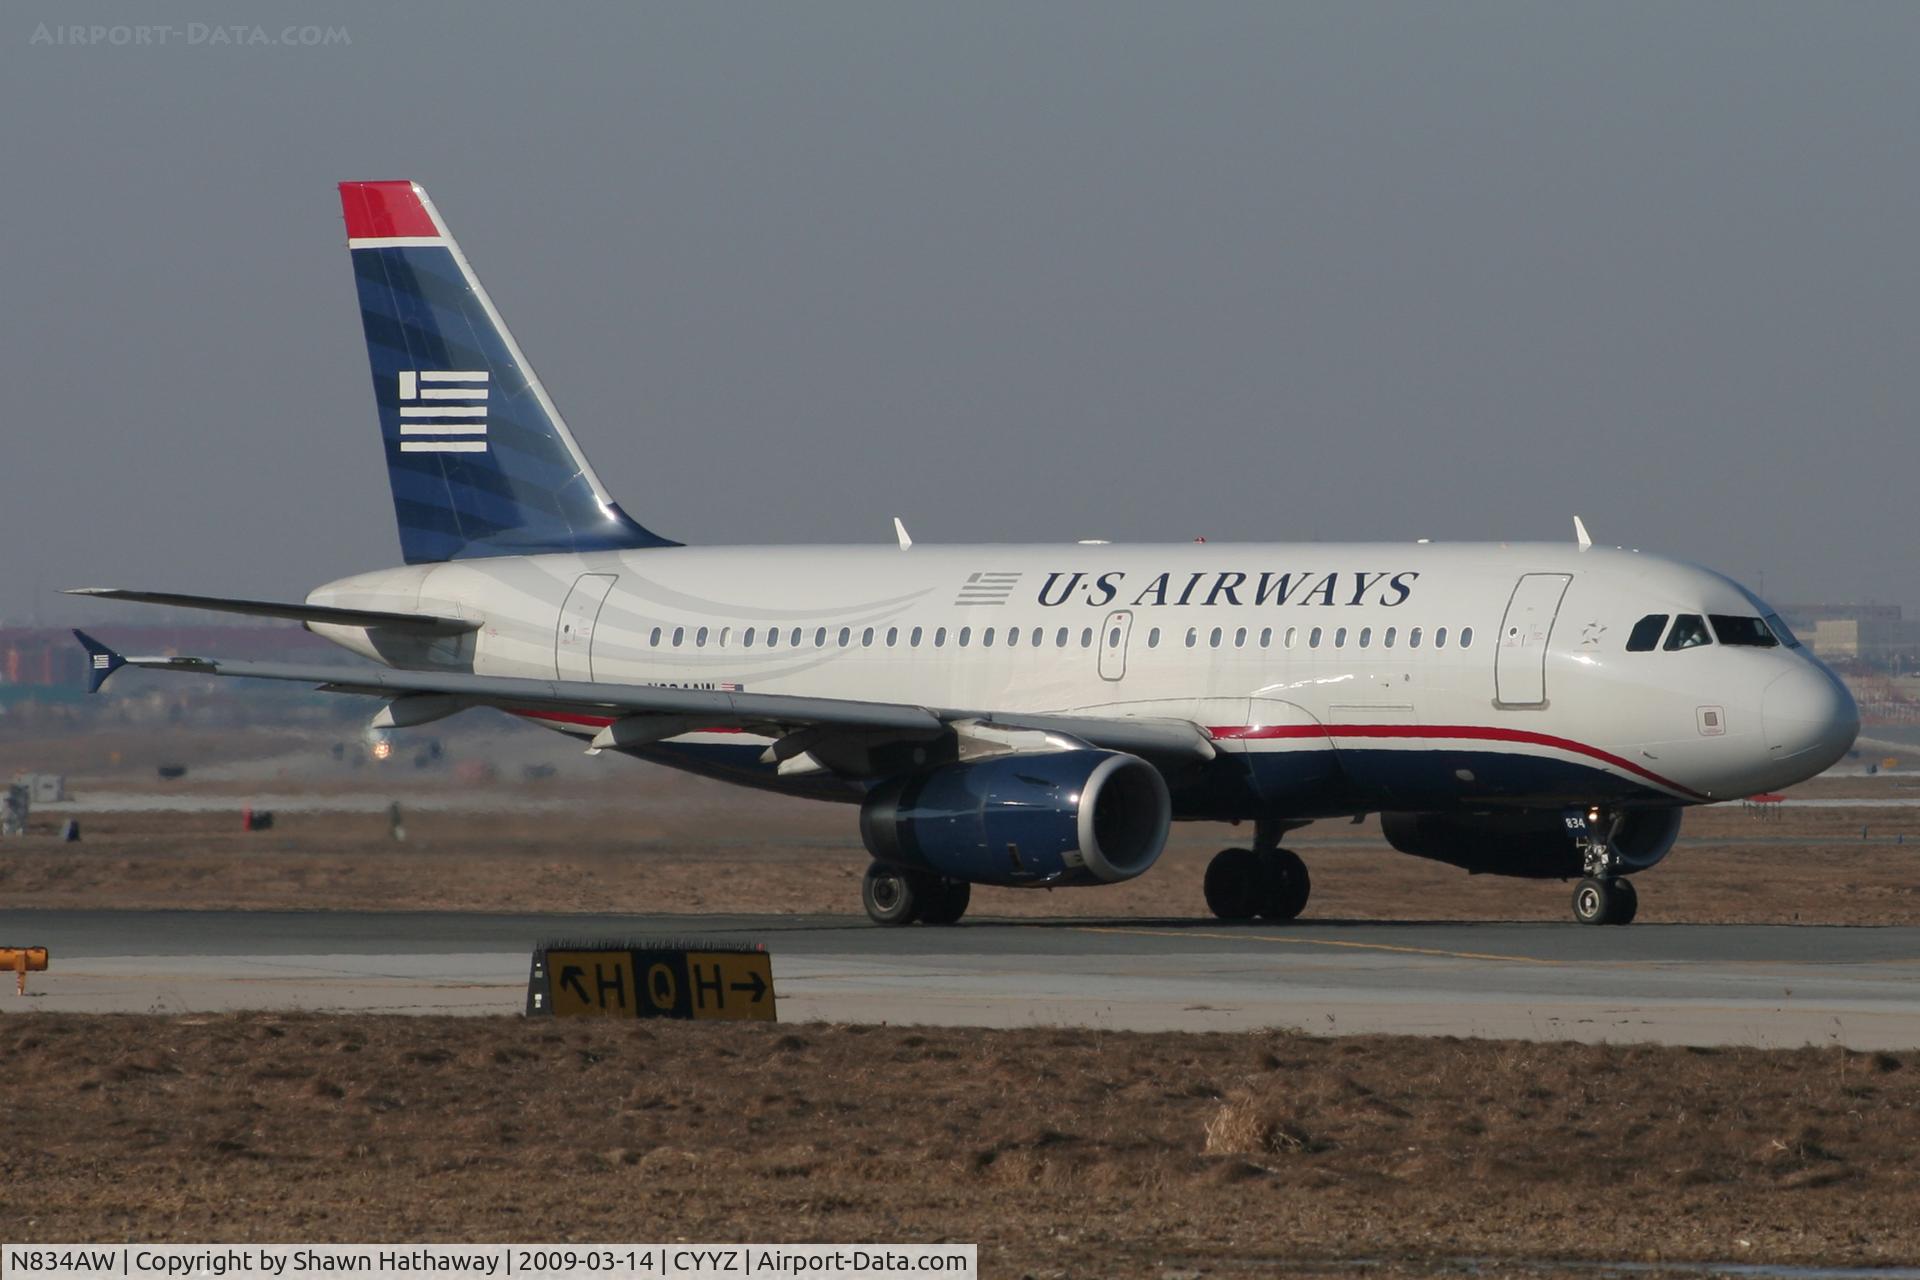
730;971;768;1002
560;965;590;1003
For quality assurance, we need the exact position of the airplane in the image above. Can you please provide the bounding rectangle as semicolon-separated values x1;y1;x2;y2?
71;179;1860;928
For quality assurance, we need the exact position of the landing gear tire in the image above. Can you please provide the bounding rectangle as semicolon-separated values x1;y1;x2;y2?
863;862;926;926
1255;848;1312;922
918;878;972;926
1572;876;1637;926
1204;848;1261;920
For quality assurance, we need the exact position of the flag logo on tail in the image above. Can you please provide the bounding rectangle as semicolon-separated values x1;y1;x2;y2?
397;370;489;454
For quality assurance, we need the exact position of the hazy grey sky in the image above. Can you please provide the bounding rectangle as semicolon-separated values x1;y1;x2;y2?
5;2;1917;624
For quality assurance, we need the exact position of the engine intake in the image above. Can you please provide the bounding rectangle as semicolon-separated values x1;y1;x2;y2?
1380;808;1682;878
860;749;1171;887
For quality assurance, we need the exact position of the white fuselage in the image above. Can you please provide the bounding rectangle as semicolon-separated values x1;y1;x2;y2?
306;539;1858;819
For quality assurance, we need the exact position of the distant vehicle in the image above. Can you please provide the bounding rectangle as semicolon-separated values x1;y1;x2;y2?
73;181;1857;927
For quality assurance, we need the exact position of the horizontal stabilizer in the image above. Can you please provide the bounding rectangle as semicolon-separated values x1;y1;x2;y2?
71;630;126;694
65;589;477;635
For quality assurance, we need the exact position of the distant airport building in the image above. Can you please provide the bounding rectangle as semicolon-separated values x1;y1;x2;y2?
1776;604;1920;670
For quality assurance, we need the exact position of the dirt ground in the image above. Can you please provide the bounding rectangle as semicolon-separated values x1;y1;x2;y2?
1;1015;1915;1273
2;763;1916;923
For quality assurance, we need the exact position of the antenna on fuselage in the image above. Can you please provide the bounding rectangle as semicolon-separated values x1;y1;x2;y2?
893;517;913;550
1573;515;1593;550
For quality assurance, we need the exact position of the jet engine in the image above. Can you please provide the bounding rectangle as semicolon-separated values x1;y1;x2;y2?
859;749;1171;887
1380;808;1683;878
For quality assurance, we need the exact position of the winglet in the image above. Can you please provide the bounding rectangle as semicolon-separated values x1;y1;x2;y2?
72;630;126;693
1573;515;1593;550
893;517;913;551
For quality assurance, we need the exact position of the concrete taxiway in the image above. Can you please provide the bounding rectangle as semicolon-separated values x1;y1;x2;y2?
2;910;1916;1048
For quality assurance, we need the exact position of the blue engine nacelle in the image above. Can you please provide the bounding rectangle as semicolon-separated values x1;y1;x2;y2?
859;749;1172;887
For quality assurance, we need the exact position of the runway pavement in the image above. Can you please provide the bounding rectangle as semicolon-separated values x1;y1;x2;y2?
3;909;1918;1048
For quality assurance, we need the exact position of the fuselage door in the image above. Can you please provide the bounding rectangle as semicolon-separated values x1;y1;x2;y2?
1097;609;1133;681
555;573;618;681
1495;573;1572;706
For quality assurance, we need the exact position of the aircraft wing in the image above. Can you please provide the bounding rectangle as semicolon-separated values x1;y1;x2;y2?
71;631;1217;764
66;589;477;635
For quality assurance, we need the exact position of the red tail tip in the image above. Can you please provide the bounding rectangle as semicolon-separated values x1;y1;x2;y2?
338;180;437;241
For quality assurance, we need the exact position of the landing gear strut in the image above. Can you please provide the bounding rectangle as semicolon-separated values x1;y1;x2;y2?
861;861;970;927
1569;806;1638;926
1203;826;1311;922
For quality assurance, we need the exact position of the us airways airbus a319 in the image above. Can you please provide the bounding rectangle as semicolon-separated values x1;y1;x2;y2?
72;180;1859;927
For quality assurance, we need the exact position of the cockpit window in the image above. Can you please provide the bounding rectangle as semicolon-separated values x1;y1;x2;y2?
1764;613;1801;649
1663;614;1712;651
1626;614;1669;652
1709;615;1779;648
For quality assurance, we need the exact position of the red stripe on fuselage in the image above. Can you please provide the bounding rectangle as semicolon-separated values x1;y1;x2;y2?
1205;723;1705;801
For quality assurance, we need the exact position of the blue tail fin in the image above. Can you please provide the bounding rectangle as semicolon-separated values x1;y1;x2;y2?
340;181;677;564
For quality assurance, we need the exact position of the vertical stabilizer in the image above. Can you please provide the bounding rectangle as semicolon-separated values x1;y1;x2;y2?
340;180;677;564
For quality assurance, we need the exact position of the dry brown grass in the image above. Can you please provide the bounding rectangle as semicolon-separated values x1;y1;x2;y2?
1;1015;1916;1272
2;791;1916;924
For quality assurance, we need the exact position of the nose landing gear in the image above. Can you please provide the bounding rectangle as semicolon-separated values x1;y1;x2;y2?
1569;806;1638;926
1572;875;1638;926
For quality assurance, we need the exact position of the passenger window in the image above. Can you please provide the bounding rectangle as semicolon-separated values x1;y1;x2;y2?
1234;627;1247;648
1108;626;1121;648
1284;626;1298;649
1358;627;1372;649
959;627;972;647
1186;628;1198;648
1210;627;1223;648
886;627;898;647
934;627;947;647
1409;626;1422;649
673;627;685;647
1334;627;1347;648
910;626;922;647
696;626;709;647
1148;627;1161;648
1664;614;1712;651
838;627;851;647
815;627;827;647
1081;628;1094;648
1625;614;1668;652
1056;627;1069;647
1384;627;1396;648
862;627;874;647
789;627;802;647
1259;627;1272;648
649;627;662;646
718;627;730;647
1460;626;1473;648
1031;627;1043;647
1435;627;1448;648
983;627;995;647
1709;615;1779;648
742;627;755;647
1006;627;1020;647
1309;627;1323;649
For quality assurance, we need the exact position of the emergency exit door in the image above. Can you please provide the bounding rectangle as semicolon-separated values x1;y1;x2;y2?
555;574;618;681
1097;610;1133;681
1495;573;1572;706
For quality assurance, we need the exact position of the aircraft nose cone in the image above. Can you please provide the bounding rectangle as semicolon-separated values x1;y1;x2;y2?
1761;666;1859;772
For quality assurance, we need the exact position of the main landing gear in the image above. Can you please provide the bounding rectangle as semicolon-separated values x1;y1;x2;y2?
1569;806;1638;926
1203;828;1311;922
862;861;971;926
